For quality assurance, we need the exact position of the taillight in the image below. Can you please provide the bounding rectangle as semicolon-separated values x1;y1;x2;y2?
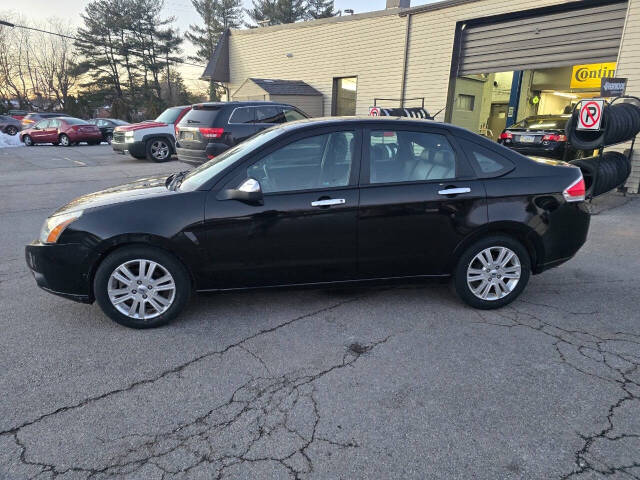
542;134;567;142
563;175;586;202
199;127;224;138
207;154;216;160
500;132;512;140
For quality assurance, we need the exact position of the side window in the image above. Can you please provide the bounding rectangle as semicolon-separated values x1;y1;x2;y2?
283;108;307;122
255;106;285;124
228;107;255;124
97;119;107;127
369;130;457;184
35;120;50;129
458;138;514;177
50;119;60;128
247;131;355;193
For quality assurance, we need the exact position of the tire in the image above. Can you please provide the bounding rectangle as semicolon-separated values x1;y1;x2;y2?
566;113;605;151
5;126;18;136
59;134;71;147
570;157;597;197
453;235;531;310
146;138;171;162
22;135;33;146
105;134;113;145
94;246;191;328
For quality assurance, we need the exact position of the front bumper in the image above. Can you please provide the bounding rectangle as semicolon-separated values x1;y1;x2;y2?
111;139;146;158
25;242;94;303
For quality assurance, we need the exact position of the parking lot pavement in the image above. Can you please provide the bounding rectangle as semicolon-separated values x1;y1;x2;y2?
1;145;639;480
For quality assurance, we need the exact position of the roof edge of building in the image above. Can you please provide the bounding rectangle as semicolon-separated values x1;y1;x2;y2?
399;0;482;16
231;7;407;35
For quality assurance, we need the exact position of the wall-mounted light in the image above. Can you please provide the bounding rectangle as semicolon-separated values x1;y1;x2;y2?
285;53;293;58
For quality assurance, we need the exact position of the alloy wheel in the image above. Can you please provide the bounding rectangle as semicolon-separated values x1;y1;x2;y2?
151;140;170;160
466;246;521;301
59;135;70;146
107;259;176;320
6;126;18;136
23;135;33;146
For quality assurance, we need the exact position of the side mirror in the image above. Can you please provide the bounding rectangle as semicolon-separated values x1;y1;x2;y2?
223;178;264;205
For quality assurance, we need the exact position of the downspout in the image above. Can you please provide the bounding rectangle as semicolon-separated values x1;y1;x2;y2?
400;12;412;107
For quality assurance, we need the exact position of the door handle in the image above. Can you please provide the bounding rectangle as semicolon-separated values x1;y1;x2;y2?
311;198;346;207
438;187;471;195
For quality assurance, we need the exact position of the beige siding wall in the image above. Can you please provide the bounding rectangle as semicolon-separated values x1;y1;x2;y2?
269;94;324;117
228;13;408;115
231;79;268;100
402;0;572;118
617;0;640;192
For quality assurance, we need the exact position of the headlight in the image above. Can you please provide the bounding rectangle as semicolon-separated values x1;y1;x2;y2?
124;131;134;140
39;211;83;244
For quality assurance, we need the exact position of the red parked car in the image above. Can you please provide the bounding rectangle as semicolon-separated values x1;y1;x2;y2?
20;117;102;147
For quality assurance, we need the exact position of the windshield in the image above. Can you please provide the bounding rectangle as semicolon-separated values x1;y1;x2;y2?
155;107;185;124
179;127;285;191
510;116;569;131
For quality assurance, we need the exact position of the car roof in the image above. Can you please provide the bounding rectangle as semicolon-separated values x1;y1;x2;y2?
192;101;295;108
270;115;466;133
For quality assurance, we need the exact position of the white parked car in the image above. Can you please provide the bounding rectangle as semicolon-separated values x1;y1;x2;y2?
111;106;191;162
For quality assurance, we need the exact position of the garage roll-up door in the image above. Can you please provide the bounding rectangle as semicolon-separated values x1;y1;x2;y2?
457;1;628;75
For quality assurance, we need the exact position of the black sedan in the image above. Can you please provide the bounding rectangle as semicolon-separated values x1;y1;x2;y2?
498;115;590;159
88;118;129;144
25;117;590;328
0;114;21;136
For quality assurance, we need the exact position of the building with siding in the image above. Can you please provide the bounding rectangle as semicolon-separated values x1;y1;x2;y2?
203;0;640;192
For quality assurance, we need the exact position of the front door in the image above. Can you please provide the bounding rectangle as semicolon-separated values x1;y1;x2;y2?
202;128;361;289
358;127;486;278
30;120;50;143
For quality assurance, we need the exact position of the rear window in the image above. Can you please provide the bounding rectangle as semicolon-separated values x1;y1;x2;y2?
255;106;285;124
64;118;89;125
459;138;514;177
510;117;568;131
178;106;221;126
156;107;186;124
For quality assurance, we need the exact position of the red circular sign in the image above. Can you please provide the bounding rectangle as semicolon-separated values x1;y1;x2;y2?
580;101;601;128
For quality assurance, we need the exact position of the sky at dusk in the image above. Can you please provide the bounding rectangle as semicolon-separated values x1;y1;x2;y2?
3;0;438;89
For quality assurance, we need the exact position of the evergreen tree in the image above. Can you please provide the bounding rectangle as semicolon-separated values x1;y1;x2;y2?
306;0;338;19
187;0;242;100
247;0;307;26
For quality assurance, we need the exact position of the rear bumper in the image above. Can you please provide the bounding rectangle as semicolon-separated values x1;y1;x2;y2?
112;140;146;158
533;201;590;273
176;142;230;164
25;241;94;303
503;143;566;159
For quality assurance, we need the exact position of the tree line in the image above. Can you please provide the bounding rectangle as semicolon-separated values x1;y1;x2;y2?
0;0;338;119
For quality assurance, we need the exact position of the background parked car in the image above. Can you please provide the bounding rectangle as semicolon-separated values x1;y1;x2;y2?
0;115;22;136
21;112;70;130
8;109;29;121
498;114;591;159
88;118;130;144
111;105;190;162
175;102;309;164
20;117;102;146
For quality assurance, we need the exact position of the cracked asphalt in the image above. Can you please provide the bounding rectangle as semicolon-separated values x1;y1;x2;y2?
1;144;639;479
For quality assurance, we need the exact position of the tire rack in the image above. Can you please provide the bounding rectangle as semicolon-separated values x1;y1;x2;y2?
564;95;640;201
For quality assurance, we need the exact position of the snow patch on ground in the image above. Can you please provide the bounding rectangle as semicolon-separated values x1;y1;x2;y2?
0;132;24;148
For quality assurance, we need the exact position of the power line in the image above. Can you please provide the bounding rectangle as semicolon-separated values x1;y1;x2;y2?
0;19;207;69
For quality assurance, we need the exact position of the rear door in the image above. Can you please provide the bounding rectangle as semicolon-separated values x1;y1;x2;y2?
227;106;259;145
46;119;61;142
358;125;487;278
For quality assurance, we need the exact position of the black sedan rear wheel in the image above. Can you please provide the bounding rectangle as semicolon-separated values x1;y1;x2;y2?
105;133;113;144
453;235;530;309
94;246;191;328
5;126;18;136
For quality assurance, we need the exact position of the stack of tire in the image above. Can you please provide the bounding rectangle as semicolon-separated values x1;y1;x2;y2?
567;101;640;197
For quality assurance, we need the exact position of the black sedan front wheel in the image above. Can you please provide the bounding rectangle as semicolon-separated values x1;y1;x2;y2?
5;126;18;136
453;236;530;309
94;246;191;328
